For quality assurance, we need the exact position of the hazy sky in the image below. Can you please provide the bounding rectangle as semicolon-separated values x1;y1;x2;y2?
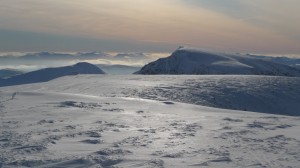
0;0;299;55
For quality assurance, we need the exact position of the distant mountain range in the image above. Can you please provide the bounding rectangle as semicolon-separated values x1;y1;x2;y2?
0;52;153;62
0;62;105;87
0;51;111;60
0;52;153;73
1;49;300;77
135;47;300;77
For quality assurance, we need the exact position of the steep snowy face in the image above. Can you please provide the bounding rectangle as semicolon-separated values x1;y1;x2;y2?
135;47;300;76
0;62;105;87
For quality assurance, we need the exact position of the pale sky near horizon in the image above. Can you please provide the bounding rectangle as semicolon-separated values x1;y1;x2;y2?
0;0;299;56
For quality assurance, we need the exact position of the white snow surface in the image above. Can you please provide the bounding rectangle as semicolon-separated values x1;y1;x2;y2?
136;47;300;76
0;75;300;167
2;75;299;116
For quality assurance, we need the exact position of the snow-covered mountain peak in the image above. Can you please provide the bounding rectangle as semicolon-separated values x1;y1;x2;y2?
135;47;300;76
171;47;232;64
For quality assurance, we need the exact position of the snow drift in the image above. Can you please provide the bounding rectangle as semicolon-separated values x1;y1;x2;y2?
135;47;300;76
0;62;105;87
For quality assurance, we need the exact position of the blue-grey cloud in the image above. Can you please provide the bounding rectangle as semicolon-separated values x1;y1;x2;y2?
0;29;176;52
0;0;300;55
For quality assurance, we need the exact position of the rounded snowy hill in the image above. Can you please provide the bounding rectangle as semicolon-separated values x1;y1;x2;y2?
135;47;300;76
0;62;105;87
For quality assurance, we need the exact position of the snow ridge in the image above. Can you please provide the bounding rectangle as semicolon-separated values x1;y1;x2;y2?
135;47;300;76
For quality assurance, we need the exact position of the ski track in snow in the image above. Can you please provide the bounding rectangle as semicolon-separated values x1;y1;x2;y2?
0;75;300;167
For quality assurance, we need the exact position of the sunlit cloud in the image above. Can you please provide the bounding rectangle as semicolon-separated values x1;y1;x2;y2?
183;0;300;41
0;65;45;71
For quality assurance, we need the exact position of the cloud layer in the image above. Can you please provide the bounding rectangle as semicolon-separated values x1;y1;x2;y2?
0;0;299;55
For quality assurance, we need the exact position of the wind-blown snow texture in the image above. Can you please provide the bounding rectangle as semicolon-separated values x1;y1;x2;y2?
2;75;300;116
1;75;300;167
135;47;300;76
0;62;105;87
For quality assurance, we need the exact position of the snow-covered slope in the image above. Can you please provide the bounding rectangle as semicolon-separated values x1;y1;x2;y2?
250;54;300;68
135;47;300;76
0;89;299;167
1;75;300;116
0;69;23;79
0;62;105;87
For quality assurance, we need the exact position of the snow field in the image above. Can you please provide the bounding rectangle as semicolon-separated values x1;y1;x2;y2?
0;91;299;167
